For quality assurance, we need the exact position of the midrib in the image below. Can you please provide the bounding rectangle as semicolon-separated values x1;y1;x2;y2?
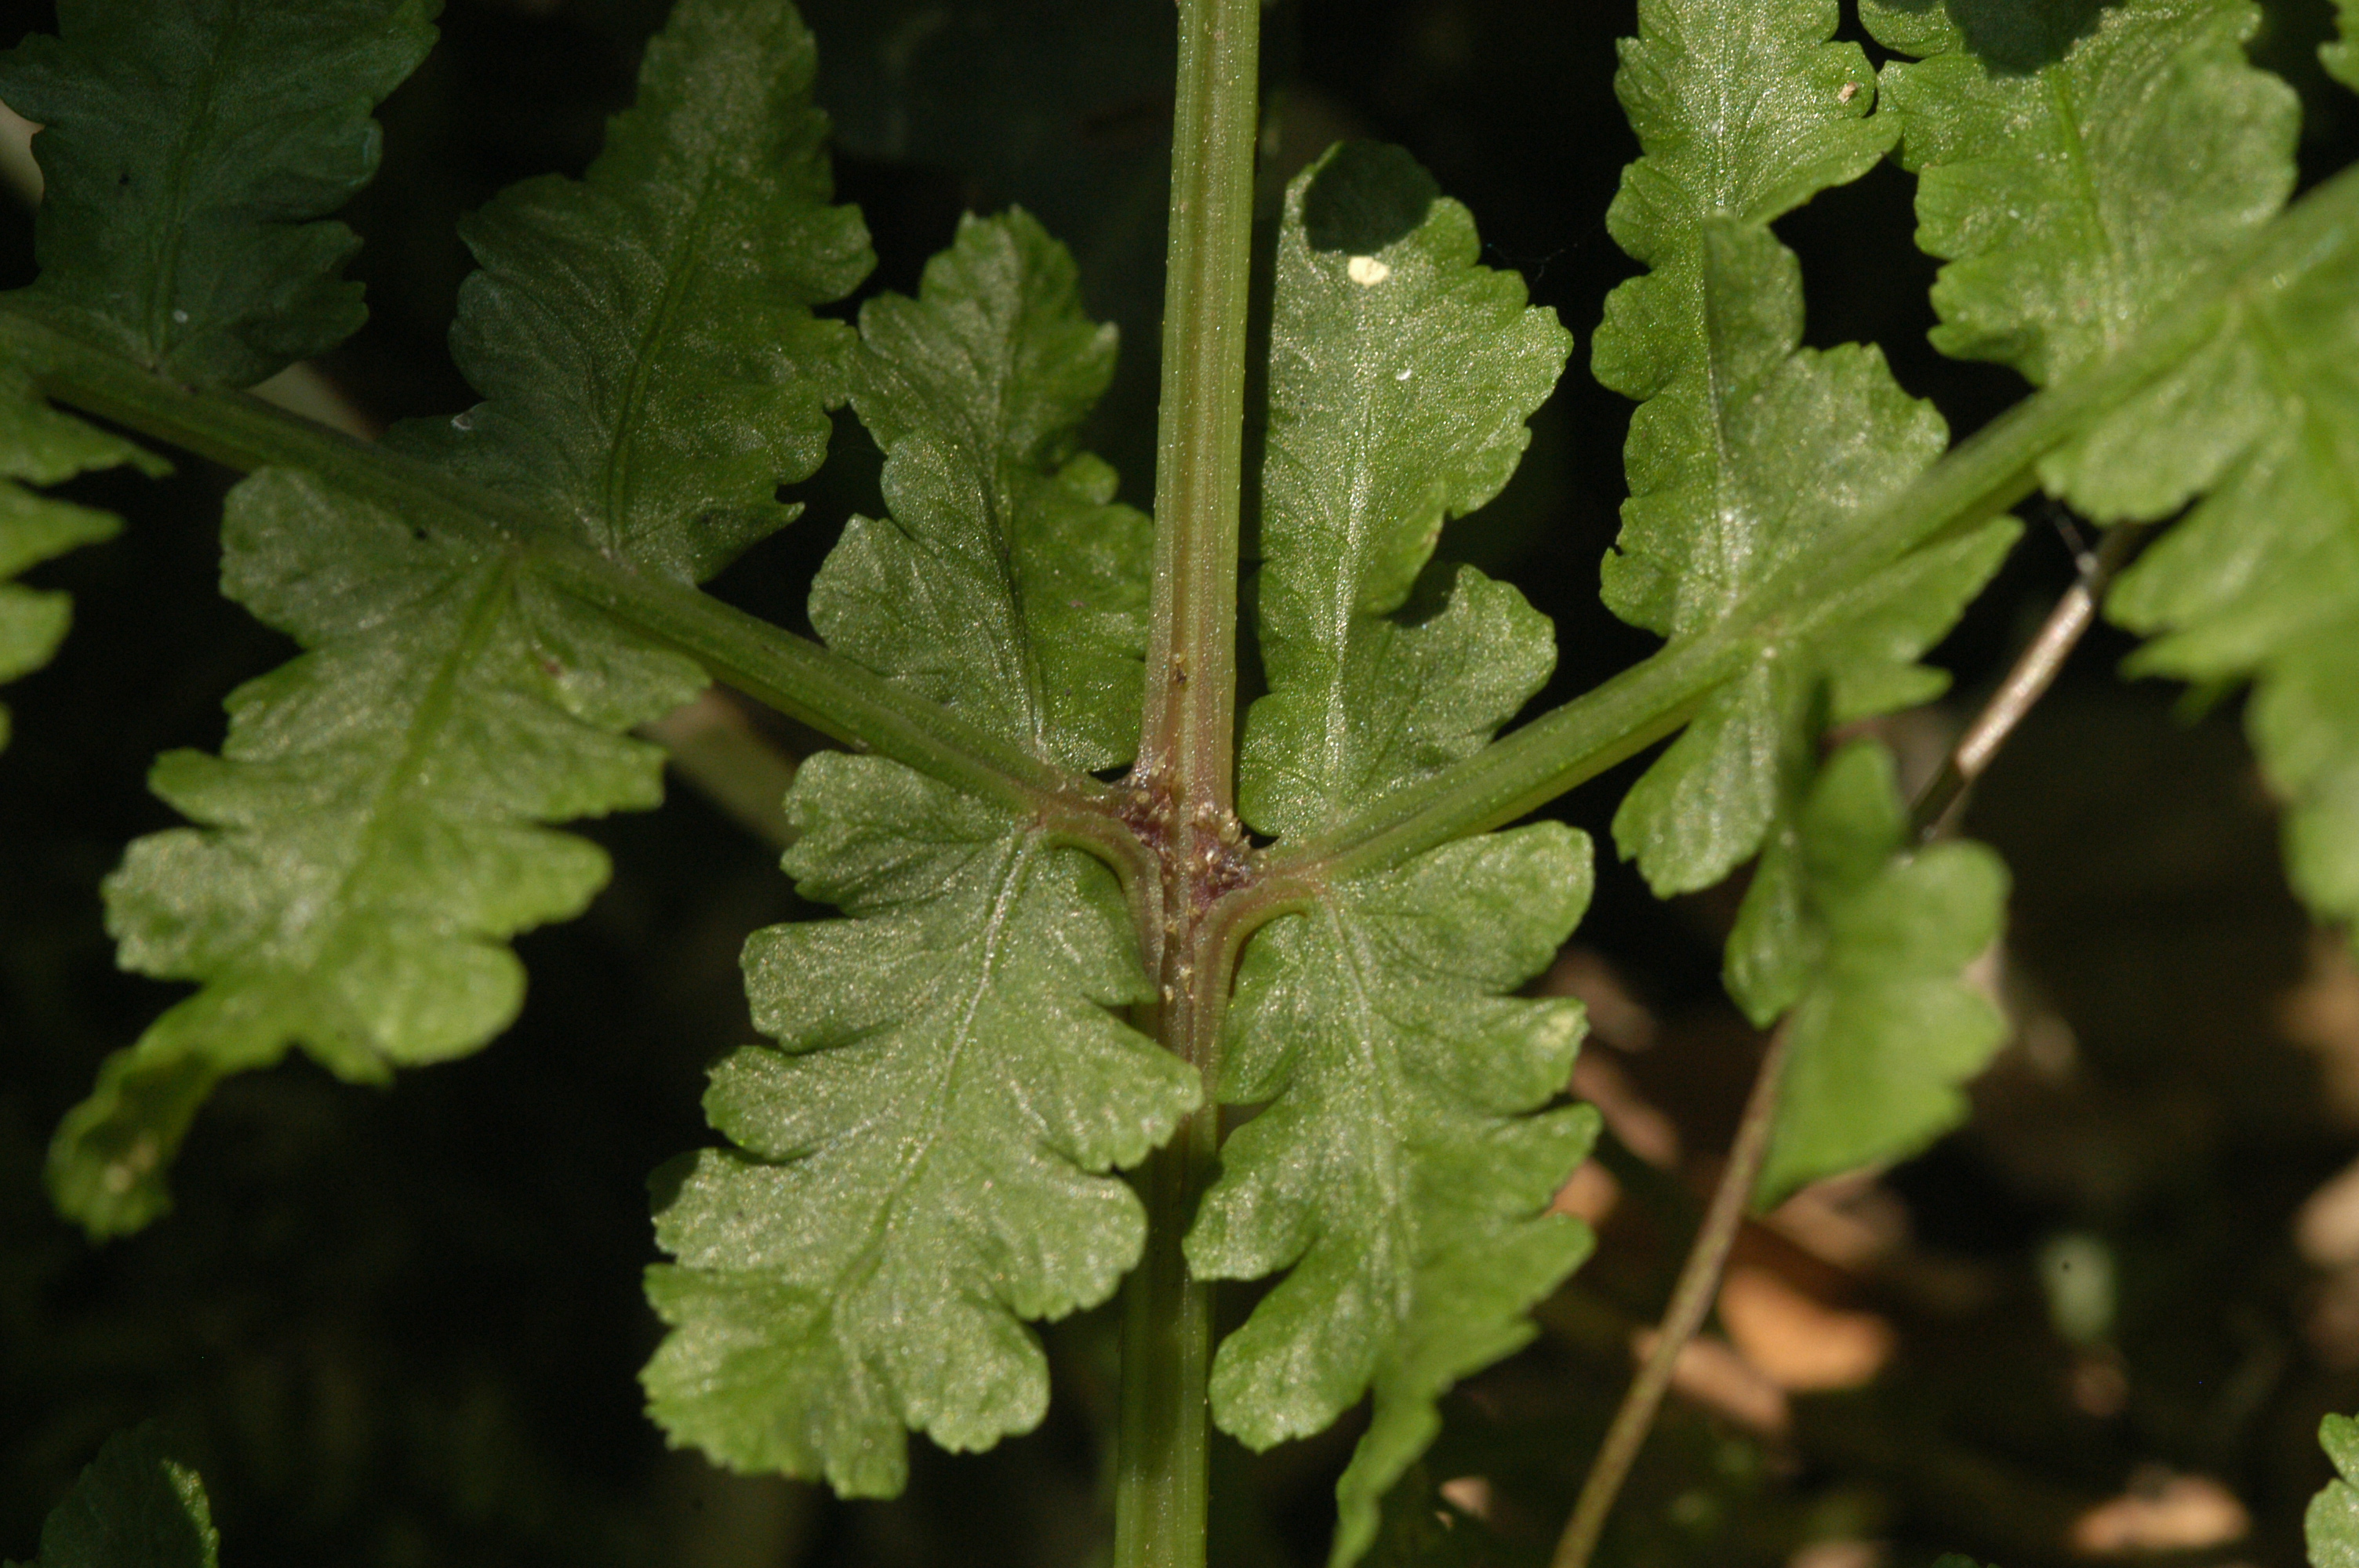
293;556;521;978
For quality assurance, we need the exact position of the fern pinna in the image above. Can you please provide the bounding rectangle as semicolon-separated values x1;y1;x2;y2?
3;1;2358;1565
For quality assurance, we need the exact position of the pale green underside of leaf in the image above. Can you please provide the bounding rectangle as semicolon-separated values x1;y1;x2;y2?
0;365;162;751
2312;1414;2359;1567
53;470;703;1236
1725;742;2008;1205
1594;0;2014;898
646;209;1170;1490
387;0;871;584
4;1428;219;1568
1863;0;2298;387
0;0;437;390
1190;826;1595;1568
1206;141;1591;1568
811;209;1150;772
645;753;1194;1495
1238;143;1568;840
2331;0;2359;93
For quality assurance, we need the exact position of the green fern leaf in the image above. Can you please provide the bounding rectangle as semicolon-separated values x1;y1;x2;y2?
54;472;704;1236
2331;0;2359;93
1863;0;2298;386
1238;142;1568;839
810;209;1150;771
1602;216;2016;895
0;367;165;750
1596;0;2016;898
1191;831;1594;1567
2066;234;2359;941
645;753;1192;1494
642;210;1191;1494
0;0;437;389
4;1428;218;1568
1726;741;2008;1204
2312;1414;2359;1566
387;0;871;583
1191;146;1590;1568
1860;0;2359;945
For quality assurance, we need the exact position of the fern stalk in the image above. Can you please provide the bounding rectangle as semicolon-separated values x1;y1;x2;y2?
1114;0;1262;1563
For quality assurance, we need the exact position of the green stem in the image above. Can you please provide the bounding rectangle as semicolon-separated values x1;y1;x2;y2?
1114;1084;1219;1568
1136;0;1259;812
0;303;1100;829
1116;0;1260;1564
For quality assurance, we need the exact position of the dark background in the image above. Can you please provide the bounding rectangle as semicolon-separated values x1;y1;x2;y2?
5;2;2359;1564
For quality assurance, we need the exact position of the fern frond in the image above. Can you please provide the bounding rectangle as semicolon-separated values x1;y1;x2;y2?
1194;144;1588;1568
642;211;1189;1494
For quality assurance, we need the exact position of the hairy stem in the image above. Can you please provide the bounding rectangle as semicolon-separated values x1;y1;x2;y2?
1115;0;1260;1563
1551;1022;1795;1568
1114;1019;1221;1568
1135;0;1259;813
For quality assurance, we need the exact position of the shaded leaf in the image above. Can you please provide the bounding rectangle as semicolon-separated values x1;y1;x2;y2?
55;471;703;1236
1726;741;2008;1205
2076;228;2359;944
5;1427;217;1568
0;0;437;388
0;366;164;751
810;209;1149;771
644;209;1177;1493
2332;0;2359;93
1863;0;2298;386
388;0;871;583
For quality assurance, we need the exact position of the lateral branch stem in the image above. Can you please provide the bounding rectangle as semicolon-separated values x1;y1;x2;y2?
1910;520;2148;841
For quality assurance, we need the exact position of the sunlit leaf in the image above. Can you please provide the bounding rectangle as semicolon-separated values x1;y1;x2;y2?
1863;0;2297;386
811;209;1149;771
1198;144;1590;1568
643;209;1183;1494
1595;0;2014;897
